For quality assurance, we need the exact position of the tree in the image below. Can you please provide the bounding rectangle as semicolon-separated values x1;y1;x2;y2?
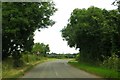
2;2;56;67
32;43;50;57
113;0;120;11
44;44;50;56
61;6;119;63
112;0;120;57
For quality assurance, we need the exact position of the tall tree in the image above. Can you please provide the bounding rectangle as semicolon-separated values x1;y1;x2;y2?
112;0;120;57
2;2;56;67
61;6;119;62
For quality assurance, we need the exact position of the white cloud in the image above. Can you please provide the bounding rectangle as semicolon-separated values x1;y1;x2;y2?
34;0;117;54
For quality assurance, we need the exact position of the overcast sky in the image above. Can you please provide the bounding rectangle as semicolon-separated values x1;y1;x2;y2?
34;0;117;54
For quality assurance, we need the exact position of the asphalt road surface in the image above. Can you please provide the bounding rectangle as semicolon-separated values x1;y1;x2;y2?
22;59;100;78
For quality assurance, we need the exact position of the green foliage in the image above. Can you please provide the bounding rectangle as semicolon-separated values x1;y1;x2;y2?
47;53;76;59
2;53;47;78
22;53;41;64
61;6;120;62
32;43;50;57
75;53;80;61
2;2;56;67
101;54;120;71
68;61;118;78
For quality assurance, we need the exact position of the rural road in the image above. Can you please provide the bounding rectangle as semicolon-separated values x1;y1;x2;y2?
22;59;100;78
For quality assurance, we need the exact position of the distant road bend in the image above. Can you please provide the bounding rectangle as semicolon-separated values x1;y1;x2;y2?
22;59;100;78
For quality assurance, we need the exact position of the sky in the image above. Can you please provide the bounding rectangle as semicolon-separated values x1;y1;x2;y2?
34;0;117;54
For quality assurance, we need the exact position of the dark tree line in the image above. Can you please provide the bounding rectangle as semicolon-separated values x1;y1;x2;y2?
2;2;56;67
61;3;120;63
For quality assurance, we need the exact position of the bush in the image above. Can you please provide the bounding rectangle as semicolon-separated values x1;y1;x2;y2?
22;52;41;64
76;53;80;61
101;54;120;71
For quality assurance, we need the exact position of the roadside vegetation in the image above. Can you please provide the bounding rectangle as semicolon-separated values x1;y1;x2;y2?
2;52;75;78
2;42;51;78
47;52;77;59
62;0;120;78
2;0;120;79
68;59;119;78
2;2;57;79
2;54;47;78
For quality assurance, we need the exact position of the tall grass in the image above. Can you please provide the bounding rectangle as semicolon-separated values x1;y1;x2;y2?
2;53;47;78
22;54;41;63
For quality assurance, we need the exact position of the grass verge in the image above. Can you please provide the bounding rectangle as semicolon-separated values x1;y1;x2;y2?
2;56;48;79
68;60;119;78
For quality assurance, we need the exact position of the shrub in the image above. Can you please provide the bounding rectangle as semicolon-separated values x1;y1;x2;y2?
22;51;41;64
76;53;80;61
101;54;120;71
